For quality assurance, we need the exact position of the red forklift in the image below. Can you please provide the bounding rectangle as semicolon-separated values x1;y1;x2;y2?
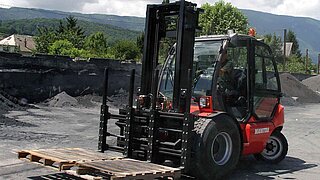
98;0;288;179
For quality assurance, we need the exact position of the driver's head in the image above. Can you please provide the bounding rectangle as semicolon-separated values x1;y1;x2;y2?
220;50;233;75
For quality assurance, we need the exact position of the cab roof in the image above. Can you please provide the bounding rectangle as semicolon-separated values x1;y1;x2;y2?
195;33;257;42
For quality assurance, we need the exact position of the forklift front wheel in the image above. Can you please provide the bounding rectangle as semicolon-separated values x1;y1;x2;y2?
254;131;288;163
193;115;241;179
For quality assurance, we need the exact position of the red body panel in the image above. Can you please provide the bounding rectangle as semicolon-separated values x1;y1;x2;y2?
190;103;200;114
241;104;284;155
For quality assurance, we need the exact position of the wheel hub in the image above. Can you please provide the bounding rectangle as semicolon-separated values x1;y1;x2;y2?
261;135;283;160
266;142;275;152
211;132;233;166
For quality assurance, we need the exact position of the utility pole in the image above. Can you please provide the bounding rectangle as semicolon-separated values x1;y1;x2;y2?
305;49;309;74
283;29;287;72
318;54;320;74
162;0;170;4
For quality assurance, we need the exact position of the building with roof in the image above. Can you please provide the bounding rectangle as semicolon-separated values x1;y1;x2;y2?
0;34;36;55
282;42;293;57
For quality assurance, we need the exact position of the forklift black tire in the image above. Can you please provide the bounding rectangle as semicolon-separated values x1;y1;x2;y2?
254;131;288;164
193;115;241;180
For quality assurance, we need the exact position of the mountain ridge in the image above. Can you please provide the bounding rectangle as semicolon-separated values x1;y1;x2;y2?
0;7;145;32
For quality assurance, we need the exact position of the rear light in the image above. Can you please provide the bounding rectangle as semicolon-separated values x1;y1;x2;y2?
199;96;211;108
199;96;213;113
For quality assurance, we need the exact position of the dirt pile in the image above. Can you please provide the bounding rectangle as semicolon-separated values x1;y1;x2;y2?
44;92;104;108
108;88;129;108
302;75;320;93
280;73;320;104
0;93;20;112
74;89;129;109
75;94;102;108
0;92;30;127
45;91;78;107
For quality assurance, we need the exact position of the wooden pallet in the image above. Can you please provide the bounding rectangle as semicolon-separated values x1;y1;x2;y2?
18;148;180;179
18;148;121;170
69;159;181;180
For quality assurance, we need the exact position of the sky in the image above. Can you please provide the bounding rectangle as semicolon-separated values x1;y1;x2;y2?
1;0;320;20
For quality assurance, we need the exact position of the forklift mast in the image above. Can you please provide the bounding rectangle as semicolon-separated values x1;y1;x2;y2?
98;1;202;172
141;0;201;112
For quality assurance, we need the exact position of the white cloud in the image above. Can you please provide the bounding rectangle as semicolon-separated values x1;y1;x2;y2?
82;0;149;17
1;0;320;20
224;0;320;20
272;0;320;19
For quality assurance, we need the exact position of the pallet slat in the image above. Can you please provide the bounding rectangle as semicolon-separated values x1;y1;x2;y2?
76;159;181;180
17;148;122;170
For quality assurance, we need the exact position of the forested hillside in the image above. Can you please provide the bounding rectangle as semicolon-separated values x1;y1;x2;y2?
0;7;145;31
0;18;140;44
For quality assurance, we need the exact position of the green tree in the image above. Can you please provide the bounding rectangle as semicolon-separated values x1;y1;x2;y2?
285;55;316;74
199;1;248;35
56;16;85;48
112;40;140;60
286;30;301;57
48;39;91;58
264;33;283;64
48;39;74;55
84;32;108;56
35;27;56;53
285;55;305;73
136;33;144;54
35;16;86;54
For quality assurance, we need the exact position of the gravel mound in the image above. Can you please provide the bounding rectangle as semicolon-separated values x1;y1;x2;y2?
75;89;129;109
280;73;320;103
0;92;32;127
281;96;299;106
43;90;128;109
302;75;320;93
0;93;20;112
75;94;102;108
45;91;78;107
108;88;129;108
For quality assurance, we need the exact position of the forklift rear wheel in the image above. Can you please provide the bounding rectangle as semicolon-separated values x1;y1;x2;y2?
254;131;288;163
193;115;241;179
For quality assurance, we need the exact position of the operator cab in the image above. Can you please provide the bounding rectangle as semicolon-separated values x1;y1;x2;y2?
159;33;281;121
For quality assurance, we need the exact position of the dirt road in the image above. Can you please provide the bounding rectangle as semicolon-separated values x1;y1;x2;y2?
0;104;319;179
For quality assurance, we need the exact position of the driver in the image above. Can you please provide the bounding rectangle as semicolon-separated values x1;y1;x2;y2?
218;50;239;104
218;50;248;119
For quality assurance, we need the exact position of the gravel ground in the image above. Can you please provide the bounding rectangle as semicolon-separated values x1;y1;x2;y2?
0;104;319;179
